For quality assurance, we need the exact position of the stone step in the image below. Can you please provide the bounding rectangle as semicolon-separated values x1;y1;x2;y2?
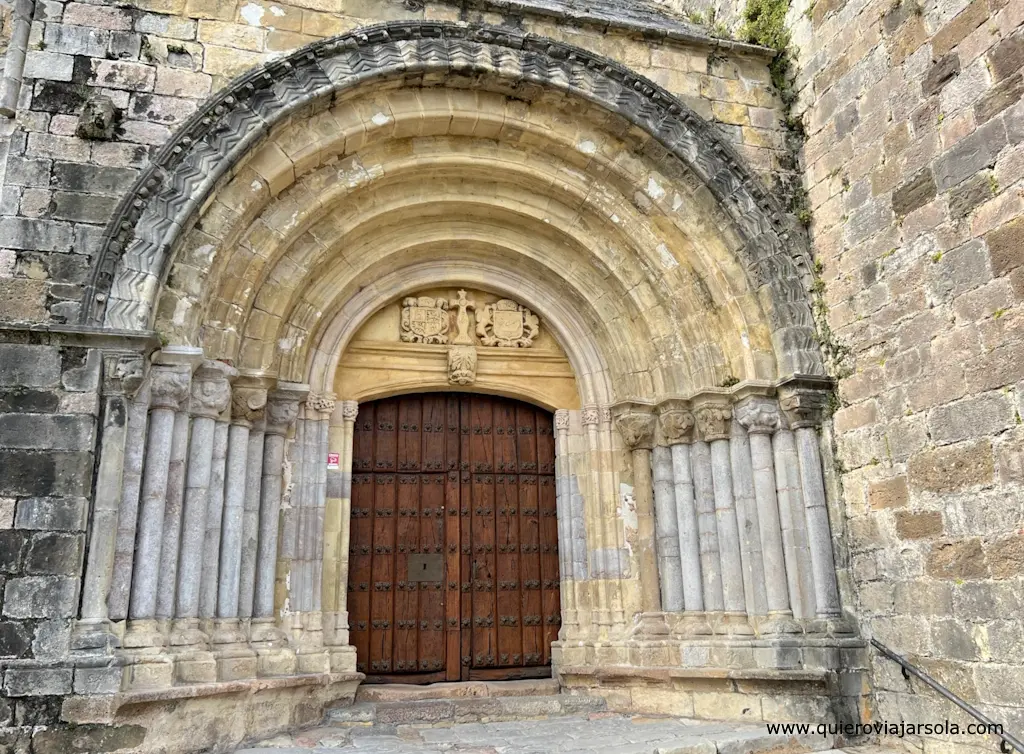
354;677;559;703
328;689;605;727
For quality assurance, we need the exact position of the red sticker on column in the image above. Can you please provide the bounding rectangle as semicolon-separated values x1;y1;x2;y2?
327;452;340;469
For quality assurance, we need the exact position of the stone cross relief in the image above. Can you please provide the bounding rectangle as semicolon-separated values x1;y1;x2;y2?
398;290;540;387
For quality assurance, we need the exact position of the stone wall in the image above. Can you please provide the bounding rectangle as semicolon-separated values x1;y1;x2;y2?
0;0;790;328
785;0;1024;746
0;335;98;744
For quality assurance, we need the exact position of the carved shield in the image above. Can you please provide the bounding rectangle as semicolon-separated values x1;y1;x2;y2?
409;306;446;339
492;310;524;340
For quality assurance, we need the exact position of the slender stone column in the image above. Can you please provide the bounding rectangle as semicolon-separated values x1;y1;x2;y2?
109;379;151;622
282;414;306;636
773;424;815;620
729;418;768;618
199;413;230;622
695;399;751;634
582;406;610;632
651;444;683;612
736;396;797;632
238;403;267;620
125;362;192;650
295;393;333;673
211;384;266;680
170;360;235;683
612;401;665;635
155;403;191;622
781;384;843;622
325;400;358;671
598;405;626;631
656;400;709;634
690;435;723;613
74;354;145;651
553;410;577;633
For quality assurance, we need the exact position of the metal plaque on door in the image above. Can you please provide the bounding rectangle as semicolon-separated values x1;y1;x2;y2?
408;554;444;582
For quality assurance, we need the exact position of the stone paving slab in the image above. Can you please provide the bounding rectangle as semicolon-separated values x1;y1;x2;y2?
237;711;842;754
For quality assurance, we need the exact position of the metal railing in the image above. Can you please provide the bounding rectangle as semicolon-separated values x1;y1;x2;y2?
871;638;1023;754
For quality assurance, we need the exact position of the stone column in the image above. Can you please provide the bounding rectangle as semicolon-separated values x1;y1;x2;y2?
211;383;266;680
651;442;683;613
325;399;358;672
170;360;235;682
657;400;709;634
736;396;797;632
772;419;816;621
74;354;145;651
109;379;151;623
199;410;230;624
729;417;769;619
690;430;723;615
612;401;666;636
238;380;269;621
781;383;843;622
582;406;610;633
553;410;577;634
251;384;304;675
125;361;191;651
695;397;751;634
598;405;627;632
295;393;333;673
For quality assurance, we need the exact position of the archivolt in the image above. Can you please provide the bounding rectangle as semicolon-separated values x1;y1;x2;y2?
85;21;824;389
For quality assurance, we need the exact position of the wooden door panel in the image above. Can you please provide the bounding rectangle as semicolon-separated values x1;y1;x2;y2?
350;393;558;683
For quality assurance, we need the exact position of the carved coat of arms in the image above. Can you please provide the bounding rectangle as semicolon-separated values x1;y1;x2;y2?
476;299;539;348
400;296;449;344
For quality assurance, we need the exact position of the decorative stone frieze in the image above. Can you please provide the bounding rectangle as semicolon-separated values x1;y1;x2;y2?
231;387;268;427
476;298;540;348
400;296;450;344
149;366;191;411
265;390;303;436
307;393;336;416
656;399;695;445
581;405;599;427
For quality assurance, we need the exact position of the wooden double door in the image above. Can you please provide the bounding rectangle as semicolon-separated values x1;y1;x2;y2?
348;393;561;683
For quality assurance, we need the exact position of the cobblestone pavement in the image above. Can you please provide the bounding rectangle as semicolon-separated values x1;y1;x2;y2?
238;712;835;754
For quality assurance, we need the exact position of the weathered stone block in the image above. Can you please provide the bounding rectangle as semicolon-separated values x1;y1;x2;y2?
891;168;936;217
988;28;1024;81
4;668;72;696
933;118;1008;191
0;280;47;322
975;72;1023;124
25;533;83;576
2;576;78;618
14;497;88;531
948;174;994;220
0;414;95;451
986;216;1024;276
922;53;961;96
868;476;909;509
31;724;147;754
0;621;32;658
926;539;989;579
72;666;122;695
0;452;93;497
894;511;944;539
987;534;1024;579
0;218;73;252
907;440;994;492
927;391;1014;445
0;530;27;572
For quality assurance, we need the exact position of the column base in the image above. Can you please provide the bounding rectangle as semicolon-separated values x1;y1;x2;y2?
211;619;257;681
630;611;671;637
757;611;802;635
121;652;174;690
328;645;358;673
669;612;713;636
72;618;121;651
295;648;331;674
175;650;218;683
123;618;167;649
719;611;754;635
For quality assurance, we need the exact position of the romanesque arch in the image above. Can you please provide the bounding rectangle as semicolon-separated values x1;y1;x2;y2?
73;20;853;725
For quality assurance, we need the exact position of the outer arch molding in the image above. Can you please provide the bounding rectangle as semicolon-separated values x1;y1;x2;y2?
83;20;822;376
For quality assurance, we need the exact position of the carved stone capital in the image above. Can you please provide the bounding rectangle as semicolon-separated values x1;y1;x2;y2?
307;393;336;417
581;405;600;427
231;386;268;428
734;396;781;435
190;360;237;420
599;406;612;425
554;409;570;433
694;402;732;442
341;400;359;422
149;364;192;411
265;390;303;436
102;353;146;398
656;399;694;445
611;401;655;451
779;388;829;429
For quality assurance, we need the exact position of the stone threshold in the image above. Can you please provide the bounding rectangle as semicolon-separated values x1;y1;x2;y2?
557;665;830;683
63;671;363;724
